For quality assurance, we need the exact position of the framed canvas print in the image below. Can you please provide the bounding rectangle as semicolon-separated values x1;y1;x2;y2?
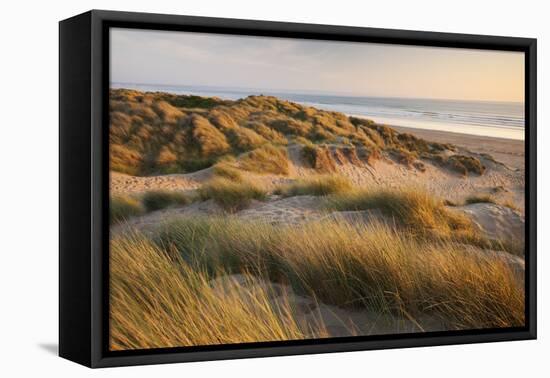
59;10;537;368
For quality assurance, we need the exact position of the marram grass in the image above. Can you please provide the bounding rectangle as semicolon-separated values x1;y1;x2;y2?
110;233;329;350
110;216;524;349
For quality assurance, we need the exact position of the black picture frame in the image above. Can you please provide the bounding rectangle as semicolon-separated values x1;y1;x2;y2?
59;9;537;368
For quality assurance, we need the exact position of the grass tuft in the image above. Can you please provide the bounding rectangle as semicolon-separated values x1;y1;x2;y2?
390;147;418;167
326;188;476;240
212;160;243;181
110;196;143;224
277;175;353;197
141;191;189;212
240;144;290;175
301;145;337;172
199;177;267;211
436;155;486;176
464;195;497;205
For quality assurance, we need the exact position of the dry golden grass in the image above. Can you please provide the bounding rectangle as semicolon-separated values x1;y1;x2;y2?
199;177;267;211
110;234;326;350
277;175;353;197
430;154;486;176
153;217;524;331
246;121;288;145
301;145;337;172
240;144;290;175
227;127;267;151
212;160;243;181
327;188;523;256
141;190;190;212
152;100;185;123
326;188;477;241
110;191;524;349
110;145;143;176
190;114;231;157
390;147;419;167
109;89;472;176
110;195;143;224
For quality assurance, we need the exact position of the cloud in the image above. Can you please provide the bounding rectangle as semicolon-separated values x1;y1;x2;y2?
110;28;524;102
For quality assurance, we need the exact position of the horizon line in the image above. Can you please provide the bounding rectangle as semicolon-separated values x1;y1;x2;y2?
111;81;525;105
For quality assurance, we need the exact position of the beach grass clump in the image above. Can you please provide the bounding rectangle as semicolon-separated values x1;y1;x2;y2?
301;144;337;172
326;188;475;239
464;194;497;205
268;118;312;137
245;121;288;145
277;175;353;197
110;145;143;176
190;114;231;157
390;147;418;167
340;146;363;166
240;144;290;175
199;177;267;211
449;155;486;175
396;133;432;154
301;143;318;166
141;190;190;212
110;195;144;224
110;234;323;350
227;127;267;151
156;93;227;109
152;100;185;123
152;217;524;331
212;160;243;181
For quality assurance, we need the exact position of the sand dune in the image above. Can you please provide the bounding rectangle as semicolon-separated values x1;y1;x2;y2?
109;90;525;346
111;127;525;214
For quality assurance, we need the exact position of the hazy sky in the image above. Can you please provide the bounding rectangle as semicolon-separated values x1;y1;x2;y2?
111;28;524;102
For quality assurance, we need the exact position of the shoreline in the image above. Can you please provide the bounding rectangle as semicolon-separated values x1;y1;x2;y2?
348;113;524;141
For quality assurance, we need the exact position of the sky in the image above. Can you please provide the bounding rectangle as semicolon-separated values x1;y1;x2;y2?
110;28;525;103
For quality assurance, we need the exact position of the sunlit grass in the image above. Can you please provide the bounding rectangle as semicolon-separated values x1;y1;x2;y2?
198;177;267;211
325;188;474;239
240;144;290;175
110;195;143;224
276;175;353;197
110;234;327;350
153;217;524;331
141;190;190;212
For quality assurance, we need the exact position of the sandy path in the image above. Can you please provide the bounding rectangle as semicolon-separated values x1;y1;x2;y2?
238;195;325;225
110;169;211;195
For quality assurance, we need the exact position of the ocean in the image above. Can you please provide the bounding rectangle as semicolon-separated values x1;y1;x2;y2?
111;83;525;140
